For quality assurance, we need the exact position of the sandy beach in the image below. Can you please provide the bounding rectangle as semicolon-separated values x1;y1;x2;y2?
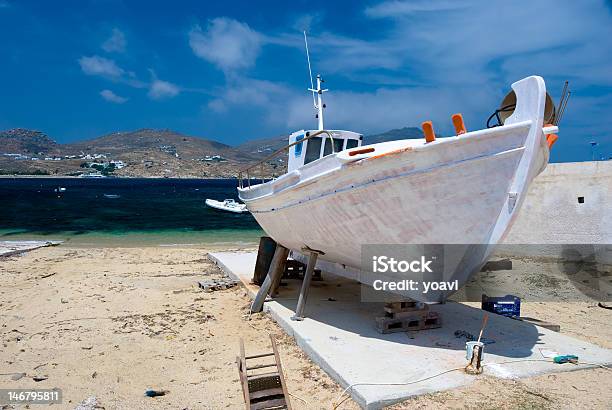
1;245;611;409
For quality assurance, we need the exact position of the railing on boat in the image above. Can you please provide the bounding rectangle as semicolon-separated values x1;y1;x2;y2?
238;129;335;189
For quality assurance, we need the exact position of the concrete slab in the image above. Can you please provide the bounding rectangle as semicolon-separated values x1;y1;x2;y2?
209;251;612;409
0;240;62;257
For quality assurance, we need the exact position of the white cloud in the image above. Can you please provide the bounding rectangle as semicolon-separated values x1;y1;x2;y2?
358;0;612;88
79;57;179;101
281;84;495;136
189;18;262;72
78;55;147;88
365;0;468;18
292;13;323;32
206;77;298;123
102;28;126;53
100;89;128;104
79;55;124;79
207;98;227;113
148;78;180;100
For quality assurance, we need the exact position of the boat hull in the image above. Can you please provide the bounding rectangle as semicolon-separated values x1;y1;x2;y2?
239;76;550;301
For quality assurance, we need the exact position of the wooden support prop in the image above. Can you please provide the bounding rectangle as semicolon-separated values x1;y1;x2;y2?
291;248;324;321
253;237;277;285
270;247;290;296
422;121;436;143
452;113;467;135
251;244;289;313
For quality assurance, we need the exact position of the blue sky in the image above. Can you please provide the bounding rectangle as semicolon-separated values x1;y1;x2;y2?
0;0;611;162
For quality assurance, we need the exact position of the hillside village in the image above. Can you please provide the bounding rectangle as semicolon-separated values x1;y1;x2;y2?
0;127;423;178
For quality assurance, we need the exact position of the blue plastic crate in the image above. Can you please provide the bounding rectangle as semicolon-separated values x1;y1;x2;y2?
481;294;521;317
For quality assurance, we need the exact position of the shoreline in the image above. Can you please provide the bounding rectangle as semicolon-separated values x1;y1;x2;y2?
0;230;264;248
0;175;242;180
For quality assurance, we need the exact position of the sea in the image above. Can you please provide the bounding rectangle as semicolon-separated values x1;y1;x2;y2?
0;178;264;246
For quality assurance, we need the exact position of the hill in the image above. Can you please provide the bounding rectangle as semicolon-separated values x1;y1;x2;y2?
0;128;59;155
0;125;429;177
64;128;250;162
235;134;287;158
365;127;423;144
0;128;265;178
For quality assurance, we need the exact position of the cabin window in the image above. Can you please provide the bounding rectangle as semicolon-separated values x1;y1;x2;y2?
578;196;584;204
346;139;359;149
304;137;323;164
334;138;343;153
323;137;344;156
294;134;304;157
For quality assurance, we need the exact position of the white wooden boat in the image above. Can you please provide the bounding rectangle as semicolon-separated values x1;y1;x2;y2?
205;198;248;214
238;75;563;302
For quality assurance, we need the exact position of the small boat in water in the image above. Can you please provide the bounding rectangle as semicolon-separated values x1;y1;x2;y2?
79;173;105;178
103;194;121;199
205;198;248;214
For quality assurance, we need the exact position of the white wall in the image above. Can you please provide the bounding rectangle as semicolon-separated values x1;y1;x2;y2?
502;161;612;263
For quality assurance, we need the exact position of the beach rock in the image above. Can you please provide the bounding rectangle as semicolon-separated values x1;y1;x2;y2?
74;396;98;410
144;389;168;397
197;278;239;292
10;372;26;381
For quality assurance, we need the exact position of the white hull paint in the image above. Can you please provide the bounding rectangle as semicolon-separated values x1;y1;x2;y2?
238;76;551;301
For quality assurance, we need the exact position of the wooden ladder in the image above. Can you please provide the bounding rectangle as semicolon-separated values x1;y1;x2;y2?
237;335;292;410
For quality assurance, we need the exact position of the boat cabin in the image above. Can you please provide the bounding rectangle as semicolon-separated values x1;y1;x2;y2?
288;129;362;172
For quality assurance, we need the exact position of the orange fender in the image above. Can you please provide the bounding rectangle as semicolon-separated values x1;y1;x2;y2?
451;113;467;135
422;121;436;143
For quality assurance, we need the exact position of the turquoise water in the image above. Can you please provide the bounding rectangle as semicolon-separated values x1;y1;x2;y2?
0;178;264;246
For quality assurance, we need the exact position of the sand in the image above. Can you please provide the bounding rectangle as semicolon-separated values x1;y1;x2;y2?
1;245;611;409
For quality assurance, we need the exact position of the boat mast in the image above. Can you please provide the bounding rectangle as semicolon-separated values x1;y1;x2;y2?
311;75;328;130
304;31;328;130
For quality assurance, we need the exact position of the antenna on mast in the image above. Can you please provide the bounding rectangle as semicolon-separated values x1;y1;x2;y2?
303;31;328;130
303;31;316;109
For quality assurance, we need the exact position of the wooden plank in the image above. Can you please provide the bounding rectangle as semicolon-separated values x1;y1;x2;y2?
270;247;290;296
250;398;287;410
245;352;275;360
249;387;284;400
239;339;250;409
270;335;291;410
253;237;277;285
246;363;277;371
251;245;288;313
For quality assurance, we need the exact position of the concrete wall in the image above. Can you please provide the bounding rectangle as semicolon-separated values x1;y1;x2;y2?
503;161;612;263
